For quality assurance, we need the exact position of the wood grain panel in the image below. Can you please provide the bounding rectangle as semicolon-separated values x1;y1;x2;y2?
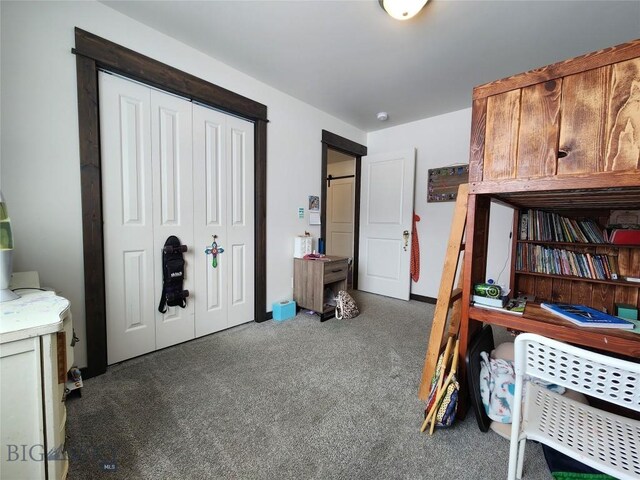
517;80;561;177
612;249;638;318
484;90;521;180
605;58;640;171
614;285;639;309
570;280;593;306
591;283;615;313
469;98;487;182
469;305;640;357
534;277;553;303
558;66;611;174
254;119;267;322
515;274;535;296
551;278;572;304
74;28;267;121
470;170;640;197
76;54;108;378
617;248;630;277
629;249;640;278
473;38;640;100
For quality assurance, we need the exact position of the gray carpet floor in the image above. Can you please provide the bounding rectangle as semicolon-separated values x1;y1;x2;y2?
66;291;551;479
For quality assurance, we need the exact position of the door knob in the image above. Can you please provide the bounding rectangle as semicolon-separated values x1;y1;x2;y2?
403;230;410;251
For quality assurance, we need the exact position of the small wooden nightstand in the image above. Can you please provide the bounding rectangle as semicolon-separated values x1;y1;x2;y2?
293;256;348;321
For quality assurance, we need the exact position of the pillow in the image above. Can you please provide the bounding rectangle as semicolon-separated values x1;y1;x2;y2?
491;342;514;362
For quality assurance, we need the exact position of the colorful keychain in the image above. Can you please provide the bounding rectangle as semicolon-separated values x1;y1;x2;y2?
204;235;224;268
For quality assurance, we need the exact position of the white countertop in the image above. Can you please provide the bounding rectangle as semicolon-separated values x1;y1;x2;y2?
0;290;70;344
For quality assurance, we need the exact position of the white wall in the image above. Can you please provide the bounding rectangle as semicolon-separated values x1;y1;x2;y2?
0;0;365;368
367;109;513;298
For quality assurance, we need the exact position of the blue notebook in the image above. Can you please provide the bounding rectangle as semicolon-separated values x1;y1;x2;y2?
541;303;635;329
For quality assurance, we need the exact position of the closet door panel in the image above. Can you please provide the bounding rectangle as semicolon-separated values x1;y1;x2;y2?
193;105;228;337
204;120;224;227
151;90;195;350
226;117;255;327
99;72;156;364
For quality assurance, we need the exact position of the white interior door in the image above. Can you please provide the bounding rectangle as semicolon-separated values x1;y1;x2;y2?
150;89;195;350
358;149;416;300
100;73;156;364
193;105;255;336
225;115;255;328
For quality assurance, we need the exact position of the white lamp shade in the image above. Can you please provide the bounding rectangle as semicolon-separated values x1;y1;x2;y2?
381;0;429;20
0;191;17;301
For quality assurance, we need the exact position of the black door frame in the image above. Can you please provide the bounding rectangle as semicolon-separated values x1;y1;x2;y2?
74;28;268;378
320;130;367;289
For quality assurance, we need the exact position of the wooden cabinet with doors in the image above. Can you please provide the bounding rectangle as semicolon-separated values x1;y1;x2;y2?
459;38;640;403
470;40;640;184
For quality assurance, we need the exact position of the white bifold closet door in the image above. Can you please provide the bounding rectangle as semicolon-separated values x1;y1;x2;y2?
192;104;255;337
100;72;254;365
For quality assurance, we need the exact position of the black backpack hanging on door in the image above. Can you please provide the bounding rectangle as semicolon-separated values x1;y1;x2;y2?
158;236;189;313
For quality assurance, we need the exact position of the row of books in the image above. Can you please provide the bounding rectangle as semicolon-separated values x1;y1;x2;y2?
520;209;605;243
516;243;619;280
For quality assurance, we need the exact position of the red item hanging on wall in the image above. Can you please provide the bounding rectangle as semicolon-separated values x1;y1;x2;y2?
411;213;421;282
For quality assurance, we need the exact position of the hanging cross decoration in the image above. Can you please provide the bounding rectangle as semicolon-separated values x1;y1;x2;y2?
204;235;224;268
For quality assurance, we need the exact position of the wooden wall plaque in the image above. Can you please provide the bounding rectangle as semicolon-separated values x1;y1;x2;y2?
427;165;469;202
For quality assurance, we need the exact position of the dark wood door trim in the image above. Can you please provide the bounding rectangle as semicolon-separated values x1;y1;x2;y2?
74;28;268;378
320;130;367;290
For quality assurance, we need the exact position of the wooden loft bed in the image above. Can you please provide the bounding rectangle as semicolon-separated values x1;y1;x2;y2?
458;38;640;388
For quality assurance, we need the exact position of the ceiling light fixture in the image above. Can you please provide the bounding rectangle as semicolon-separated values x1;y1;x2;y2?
377;112;389;121
379;0;428;20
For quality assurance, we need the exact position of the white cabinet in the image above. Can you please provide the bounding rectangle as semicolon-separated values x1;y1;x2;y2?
0;291;73;479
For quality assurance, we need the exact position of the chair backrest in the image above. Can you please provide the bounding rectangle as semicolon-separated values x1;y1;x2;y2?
514;333;640;413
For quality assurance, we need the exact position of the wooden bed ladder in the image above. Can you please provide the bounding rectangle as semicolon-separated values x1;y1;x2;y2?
418;183;468;401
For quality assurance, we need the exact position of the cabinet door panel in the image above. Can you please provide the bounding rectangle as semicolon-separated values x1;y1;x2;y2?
558;66;611;174
605;57;640;171
484;89;520;180
469;98;487;182
517;80;561;178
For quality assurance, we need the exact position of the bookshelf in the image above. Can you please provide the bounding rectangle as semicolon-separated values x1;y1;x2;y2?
513;209;640;300
458;38;640;387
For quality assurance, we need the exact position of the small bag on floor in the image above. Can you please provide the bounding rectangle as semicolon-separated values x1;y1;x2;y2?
335;290;359;319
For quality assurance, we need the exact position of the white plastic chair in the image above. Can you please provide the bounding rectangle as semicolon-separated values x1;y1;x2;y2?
508;333;640;480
